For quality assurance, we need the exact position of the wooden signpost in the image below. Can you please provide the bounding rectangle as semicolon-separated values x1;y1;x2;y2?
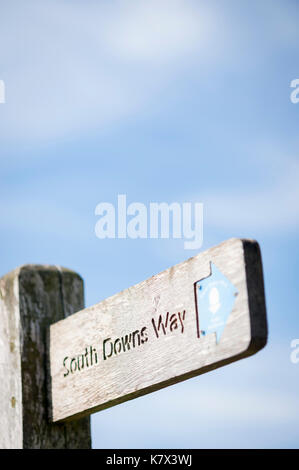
49;238;267;423
0;237;267;447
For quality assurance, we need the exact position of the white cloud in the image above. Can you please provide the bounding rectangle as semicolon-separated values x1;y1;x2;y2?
0;0;298;147
205;163;299;233
102;0;212;63
180;145;299;236
0;0;221;142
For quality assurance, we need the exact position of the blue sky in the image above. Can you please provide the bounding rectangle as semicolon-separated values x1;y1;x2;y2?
0;0;298;448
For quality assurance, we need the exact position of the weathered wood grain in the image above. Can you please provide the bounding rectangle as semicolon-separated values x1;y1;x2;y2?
50;238;268;423
0;265;91;449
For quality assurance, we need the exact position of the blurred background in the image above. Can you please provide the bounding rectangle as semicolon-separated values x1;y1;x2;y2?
0;0;298;448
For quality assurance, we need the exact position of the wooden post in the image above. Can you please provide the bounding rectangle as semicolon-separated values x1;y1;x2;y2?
0;265;91;449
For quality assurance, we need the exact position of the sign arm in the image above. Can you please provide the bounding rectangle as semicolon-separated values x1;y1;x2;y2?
49;238;268;423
